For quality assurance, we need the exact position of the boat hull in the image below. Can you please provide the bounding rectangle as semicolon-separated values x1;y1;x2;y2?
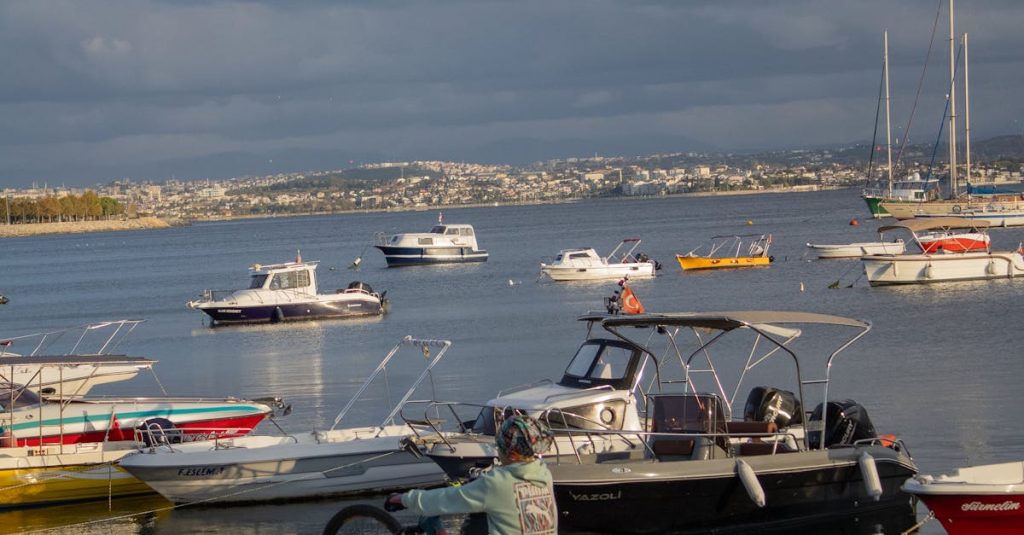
197;298;383;324
676;255;771;270
863;195;889;218
910;493;1024;535
880;199;1024;227
862;251;1024;286
374;246;488;267
550;447;916;534
0;445;152;509
806;242;906;259
118;430;446;504
541;263;656;281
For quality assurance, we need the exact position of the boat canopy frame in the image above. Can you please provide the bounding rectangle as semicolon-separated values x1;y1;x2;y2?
590;311;872;451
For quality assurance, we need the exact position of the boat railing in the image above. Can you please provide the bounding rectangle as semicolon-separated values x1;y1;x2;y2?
190;289;235;305
133;424;265;453
399;400;489;450
496;379;553;397
0;319;144;357
374;232;392;246
542;384;615;403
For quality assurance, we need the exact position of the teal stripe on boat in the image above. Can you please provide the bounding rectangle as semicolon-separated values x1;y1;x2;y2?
3;405;263;433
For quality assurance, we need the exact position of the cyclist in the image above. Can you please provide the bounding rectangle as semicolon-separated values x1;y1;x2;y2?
387;414;557;535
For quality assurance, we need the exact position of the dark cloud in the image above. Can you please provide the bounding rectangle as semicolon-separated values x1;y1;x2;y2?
1;0;1022;186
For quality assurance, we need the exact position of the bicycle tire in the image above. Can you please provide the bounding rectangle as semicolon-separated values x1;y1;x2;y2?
322;504;404;535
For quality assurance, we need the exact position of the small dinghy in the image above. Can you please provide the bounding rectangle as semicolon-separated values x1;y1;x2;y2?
903;461;1024;535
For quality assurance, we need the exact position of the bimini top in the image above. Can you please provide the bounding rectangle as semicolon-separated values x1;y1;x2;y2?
878;217;990;234
583;311;870;333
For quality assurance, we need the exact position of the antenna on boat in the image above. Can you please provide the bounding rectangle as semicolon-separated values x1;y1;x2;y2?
438;211;444;225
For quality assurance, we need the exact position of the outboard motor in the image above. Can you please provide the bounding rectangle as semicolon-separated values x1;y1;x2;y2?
808;400;877;449
744;386;802;427
635;253;662;271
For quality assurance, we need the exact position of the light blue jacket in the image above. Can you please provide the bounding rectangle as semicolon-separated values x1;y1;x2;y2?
401;459;557;535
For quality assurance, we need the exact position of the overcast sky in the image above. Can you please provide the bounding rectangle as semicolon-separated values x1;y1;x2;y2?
2;0;1023;188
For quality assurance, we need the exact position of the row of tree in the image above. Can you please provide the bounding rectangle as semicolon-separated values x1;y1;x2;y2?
0;191;127;224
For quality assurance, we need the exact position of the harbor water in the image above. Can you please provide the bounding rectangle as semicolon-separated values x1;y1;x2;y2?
2;188;1023;534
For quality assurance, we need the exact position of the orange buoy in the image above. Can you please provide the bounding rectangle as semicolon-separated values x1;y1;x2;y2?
849;218;859;226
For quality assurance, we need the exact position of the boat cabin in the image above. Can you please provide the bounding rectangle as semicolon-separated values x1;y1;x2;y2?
382;224;481;249
248;261;319;295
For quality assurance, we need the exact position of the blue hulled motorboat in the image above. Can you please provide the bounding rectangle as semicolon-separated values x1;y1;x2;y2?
374;222;487;267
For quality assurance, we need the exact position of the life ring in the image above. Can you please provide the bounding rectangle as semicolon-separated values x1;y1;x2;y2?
952;204;962;214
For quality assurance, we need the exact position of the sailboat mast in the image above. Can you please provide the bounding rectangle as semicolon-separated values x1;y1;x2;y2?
963;32;971;192
948;0;958;196
884;30;893;197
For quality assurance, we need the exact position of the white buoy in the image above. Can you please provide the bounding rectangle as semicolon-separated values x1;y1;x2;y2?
799;281;805;292
859;452;883;501
736;459;765;507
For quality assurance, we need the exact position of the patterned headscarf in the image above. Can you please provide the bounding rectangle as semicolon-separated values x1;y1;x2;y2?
495;414;554;462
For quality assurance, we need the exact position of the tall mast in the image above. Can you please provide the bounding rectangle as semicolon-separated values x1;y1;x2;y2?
948;0;958;197
963;32;971;192
884;30;893;197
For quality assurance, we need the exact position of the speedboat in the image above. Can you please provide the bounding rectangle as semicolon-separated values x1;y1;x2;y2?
902;461;1024;535
118;337;451;504
416;311;917;533
0;353;282;509
0;320;150;397
862;217;1024;286
806;240;905;259
917;229;990;253
374;222;487;267
188;253;387;325
676;234;773;270
540;238;659;281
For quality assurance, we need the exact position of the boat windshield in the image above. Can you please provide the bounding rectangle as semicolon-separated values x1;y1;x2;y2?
0;383;41;410
268;270;311;290
249;274;269;289
559;339;638;390
430;226;446;234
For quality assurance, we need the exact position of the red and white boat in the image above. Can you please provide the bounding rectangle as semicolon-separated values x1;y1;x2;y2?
902;461;1024;535
917;230;990;254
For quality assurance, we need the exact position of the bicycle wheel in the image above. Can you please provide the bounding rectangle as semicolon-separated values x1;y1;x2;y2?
322;504;404;535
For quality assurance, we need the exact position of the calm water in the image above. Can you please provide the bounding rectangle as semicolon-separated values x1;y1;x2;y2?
3;189;1024;534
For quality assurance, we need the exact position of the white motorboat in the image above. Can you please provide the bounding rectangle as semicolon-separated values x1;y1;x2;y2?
902;461;1024;535
374;220;487;267
188;253;387;325
118;337;451;504
805;240;905;259
540;238;659;281
412;312;917;533
0;353;281;509
0;320;150;397
861;217;1024;286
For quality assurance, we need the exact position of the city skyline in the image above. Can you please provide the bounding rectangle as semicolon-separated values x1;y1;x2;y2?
3;0;1023;188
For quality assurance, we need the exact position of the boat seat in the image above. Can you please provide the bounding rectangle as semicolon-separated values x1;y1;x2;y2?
738;441;796;456
651;438;695;460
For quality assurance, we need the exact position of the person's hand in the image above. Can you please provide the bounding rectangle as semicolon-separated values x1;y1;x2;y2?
384;492;406;512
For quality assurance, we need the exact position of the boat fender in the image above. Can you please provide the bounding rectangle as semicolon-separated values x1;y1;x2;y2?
986;260;998;275
736;459;765;507
952;204;962;214
272;307;285;323
859;452;883;501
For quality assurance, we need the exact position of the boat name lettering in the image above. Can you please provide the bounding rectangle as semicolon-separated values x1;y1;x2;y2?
568;490;622;501
216;309;242;314
177;466;226;477
961;500;1020;512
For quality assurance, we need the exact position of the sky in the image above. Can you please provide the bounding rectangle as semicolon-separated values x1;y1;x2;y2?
2;0;1023;188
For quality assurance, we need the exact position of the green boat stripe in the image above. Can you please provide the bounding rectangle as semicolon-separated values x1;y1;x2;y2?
3;405;263;433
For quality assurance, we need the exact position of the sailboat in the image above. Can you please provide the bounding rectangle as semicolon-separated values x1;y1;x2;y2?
880;2;1024;226
862;31;940;218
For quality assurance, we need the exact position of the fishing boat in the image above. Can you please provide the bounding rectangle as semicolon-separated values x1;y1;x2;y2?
373;218;487;267
0;320;151;397
0;354;282;509
676;234;773;270
902;461;1024;535
861;217;1024;286
118;337;451;504
806;240;906;259
188;253;386;325
409;312;916;533
540;238;659;281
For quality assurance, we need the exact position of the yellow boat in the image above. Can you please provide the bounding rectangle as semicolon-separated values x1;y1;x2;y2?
676;234;774;271
0;442;152;508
